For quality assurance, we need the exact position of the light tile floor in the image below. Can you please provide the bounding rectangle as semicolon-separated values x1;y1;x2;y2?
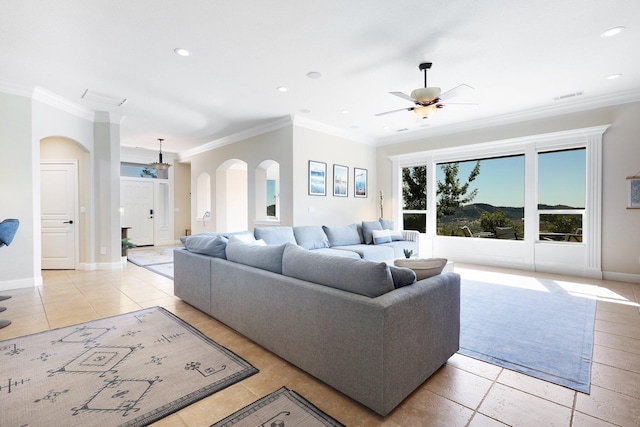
1;263;639;426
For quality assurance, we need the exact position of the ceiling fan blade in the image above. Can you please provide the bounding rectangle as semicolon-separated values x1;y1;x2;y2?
375;107;415;116
389;92;417;103
439;84;475;102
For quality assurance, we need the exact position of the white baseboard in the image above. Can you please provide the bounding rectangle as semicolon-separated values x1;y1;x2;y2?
603;271;640;284
0;275;43;292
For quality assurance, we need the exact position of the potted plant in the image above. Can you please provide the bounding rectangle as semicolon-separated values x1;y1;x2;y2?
121;237;136;257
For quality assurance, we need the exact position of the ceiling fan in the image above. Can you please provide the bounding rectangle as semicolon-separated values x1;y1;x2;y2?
376;62;475;118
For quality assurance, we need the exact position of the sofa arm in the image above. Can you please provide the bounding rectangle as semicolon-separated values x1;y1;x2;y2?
401;229;420;242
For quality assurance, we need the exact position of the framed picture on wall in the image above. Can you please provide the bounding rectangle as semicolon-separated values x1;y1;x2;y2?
628;176;640;209
308;160;327;196
333;164;348;197
354;167;367;198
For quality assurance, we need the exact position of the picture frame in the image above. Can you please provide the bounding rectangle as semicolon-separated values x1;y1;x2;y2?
627;176;640;209
308;160;327;196
333;164;348;197
354;167;368;198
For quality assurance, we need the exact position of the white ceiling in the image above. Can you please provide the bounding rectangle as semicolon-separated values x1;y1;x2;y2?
1;0;639;155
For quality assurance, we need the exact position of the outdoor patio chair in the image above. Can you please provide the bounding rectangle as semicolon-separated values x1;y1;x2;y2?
495;226;518;240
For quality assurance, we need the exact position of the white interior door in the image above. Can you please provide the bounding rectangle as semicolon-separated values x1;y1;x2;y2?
121;180;154;246
41;162;77;269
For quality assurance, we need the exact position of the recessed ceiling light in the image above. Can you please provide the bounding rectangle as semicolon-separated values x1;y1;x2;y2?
277;86;288;92
606;73;622;80
299;109;311;114
600;26;625;38
341;110;350;114
307;71;322;79
174;48;190;56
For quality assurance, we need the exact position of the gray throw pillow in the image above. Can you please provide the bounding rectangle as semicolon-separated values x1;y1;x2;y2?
389;265;417;288
293;225;330;250
379;218;394;230
361;220;383;245
184;235;228;259
226;238;287;274
281;244;395;298
322;224;362;246
254;227;297;245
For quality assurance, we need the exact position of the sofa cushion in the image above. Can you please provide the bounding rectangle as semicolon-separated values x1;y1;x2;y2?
226;238;286;274
332;244;394;262
361;220;383;244
184;235;229;259
372;229;392;244
389;265;417;288
322;224;362;246
310;247;361;259
394;258;448;280
282;244;395;298
254;226;297;245
293;225;330;250
379;218;394;230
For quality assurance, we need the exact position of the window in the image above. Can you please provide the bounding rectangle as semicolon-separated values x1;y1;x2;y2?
537;148;585;242
255;160;279;221
402;166;427;233
120;162;167;179
436;155;524;238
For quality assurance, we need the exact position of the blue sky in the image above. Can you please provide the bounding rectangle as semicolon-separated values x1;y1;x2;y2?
436;149;585;208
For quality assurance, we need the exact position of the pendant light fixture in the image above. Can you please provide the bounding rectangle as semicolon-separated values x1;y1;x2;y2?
150;138;171;170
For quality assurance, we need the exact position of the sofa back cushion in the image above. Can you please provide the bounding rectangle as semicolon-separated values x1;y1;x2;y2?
322;224;362;247
361;220;383;244
281;243;394;298
254;226;297;245
293;225;330;250
226;238;287;274
184;234;229;259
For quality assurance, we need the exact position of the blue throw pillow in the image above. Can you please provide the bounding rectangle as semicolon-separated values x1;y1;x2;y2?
361;220;383;245
184;235;229;259
322;224;362;246
293;225;330;250
379;218;394;230
254;227;297;245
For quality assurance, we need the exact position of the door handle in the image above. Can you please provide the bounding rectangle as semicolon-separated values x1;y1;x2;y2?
63;220;74;224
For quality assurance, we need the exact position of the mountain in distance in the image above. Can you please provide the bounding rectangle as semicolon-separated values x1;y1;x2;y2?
441;203;582;223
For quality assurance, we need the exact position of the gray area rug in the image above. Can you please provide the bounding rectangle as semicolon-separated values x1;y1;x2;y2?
211;386;345;427
127;246;177;279
0;306;257;427
459;278;596;393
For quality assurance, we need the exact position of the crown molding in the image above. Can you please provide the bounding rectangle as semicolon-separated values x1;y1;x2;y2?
376;88;640;146
292;115;377;146
32;86;95;122
178;116;294;159
0;80;33;98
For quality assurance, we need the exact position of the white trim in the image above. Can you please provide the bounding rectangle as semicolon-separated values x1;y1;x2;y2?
32;87;95;121
390;125;610;279
0;276;43;291
178;114;376;159
603;271;640;284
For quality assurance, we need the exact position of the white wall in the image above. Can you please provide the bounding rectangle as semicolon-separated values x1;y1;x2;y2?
292;126;378;226
377;102;640;281
0;92;38;290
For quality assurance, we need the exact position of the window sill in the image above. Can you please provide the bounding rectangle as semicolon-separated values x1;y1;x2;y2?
254;219;280;226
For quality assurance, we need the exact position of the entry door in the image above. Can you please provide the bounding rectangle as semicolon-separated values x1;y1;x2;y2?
41;162;77;269
121;180;154;246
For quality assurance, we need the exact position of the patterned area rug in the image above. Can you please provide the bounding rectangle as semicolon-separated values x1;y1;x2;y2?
0;307;257;427
211;387;345;427
127;246;177;279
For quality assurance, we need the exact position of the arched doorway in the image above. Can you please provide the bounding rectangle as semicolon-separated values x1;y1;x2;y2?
216;160;248;232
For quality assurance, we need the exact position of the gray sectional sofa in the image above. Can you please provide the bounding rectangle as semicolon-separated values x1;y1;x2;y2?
174;222;460;416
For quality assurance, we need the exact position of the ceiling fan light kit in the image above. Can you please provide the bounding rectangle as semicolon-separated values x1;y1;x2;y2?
376;61;476;119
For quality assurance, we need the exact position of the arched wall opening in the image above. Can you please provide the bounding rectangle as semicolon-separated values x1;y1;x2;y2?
216;159;248;232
